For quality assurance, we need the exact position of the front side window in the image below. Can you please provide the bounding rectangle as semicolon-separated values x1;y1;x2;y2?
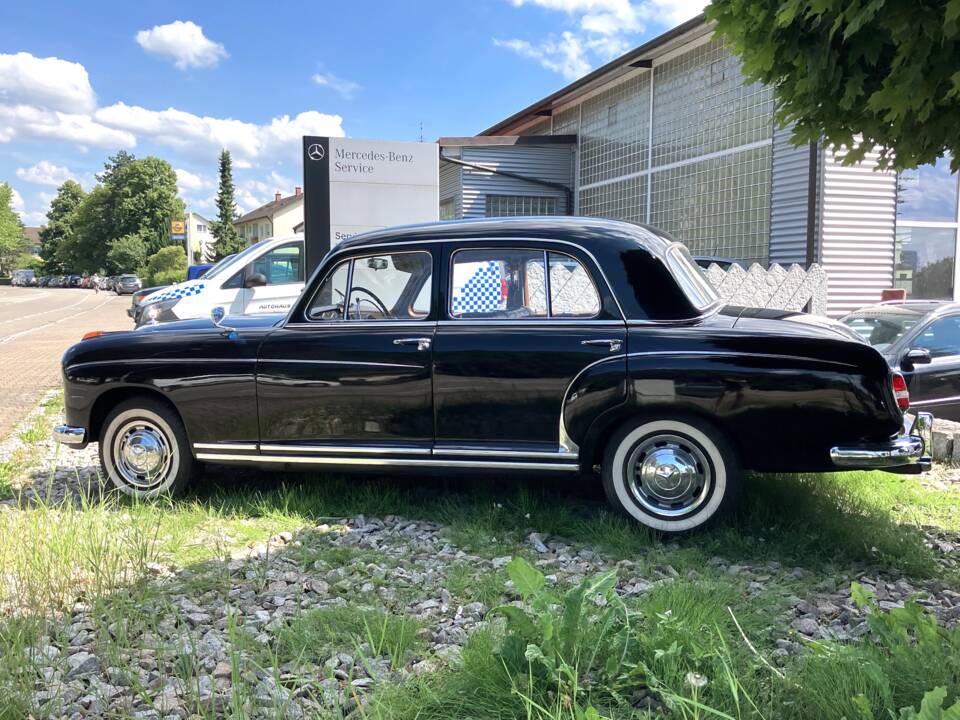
253;242;303;285
914;315;960;359
306;252;432;322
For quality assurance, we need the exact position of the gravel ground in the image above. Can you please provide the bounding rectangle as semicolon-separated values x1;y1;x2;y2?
2;399;959;719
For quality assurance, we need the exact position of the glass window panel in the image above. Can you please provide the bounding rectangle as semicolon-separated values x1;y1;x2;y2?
450;249;547;319
347;252;432;321
894;227;956;299
548;252;600;317
914;315;960;358
485;195;557;217
307;260;349;320
897;155;959;223
253;242;303;285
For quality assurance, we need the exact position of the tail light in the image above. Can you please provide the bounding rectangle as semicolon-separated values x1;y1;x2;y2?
892;372;910;411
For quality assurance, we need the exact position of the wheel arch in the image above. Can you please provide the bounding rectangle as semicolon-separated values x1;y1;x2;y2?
89;386;187;447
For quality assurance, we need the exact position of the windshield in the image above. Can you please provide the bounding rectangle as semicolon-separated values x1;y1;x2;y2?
841;308;924;351
204;241;267;280
665;244;721;311
200;254;235;279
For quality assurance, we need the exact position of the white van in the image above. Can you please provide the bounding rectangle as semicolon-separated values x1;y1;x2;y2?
137;235;304;326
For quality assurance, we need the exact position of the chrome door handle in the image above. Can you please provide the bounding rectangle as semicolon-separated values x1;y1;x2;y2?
581;338;622;352
394;337;432;351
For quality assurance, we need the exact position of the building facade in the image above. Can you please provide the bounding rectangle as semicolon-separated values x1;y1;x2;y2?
184;212;214;262
452;16;960;317
235;188;304;245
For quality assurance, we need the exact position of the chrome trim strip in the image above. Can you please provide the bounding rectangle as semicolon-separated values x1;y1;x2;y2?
284;321;437;330
436;319;624;327
193;442;258;451
53;424;86;446
70;358;254;369
258;358;424;370
558;353;628;456
259;444;431;455
625;350;857;369
195;453;580;471
433;447;579;460
909;395;960;407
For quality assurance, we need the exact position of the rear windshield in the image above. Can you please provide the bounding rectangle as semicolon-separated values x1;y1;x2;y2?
665;244;721;311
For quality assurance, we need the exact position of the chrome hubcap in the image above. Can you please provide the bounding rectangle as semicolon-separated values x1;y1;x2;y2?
112;421;172;490
627;434;711;516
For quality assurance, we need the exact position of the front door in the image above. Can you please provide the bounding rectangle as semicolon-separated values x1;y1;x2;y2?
903;313;960;422
242;241;305;315
256;248;437;455
433;243;627;466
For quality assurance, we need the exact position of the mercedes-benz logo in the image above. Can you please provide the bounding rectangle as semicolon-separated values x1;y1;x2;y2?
307;143;325;161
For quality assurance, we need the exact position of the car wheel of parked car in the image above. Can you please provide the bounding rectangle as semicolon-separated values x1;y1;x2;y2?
99;398;193;498
602;417;741;532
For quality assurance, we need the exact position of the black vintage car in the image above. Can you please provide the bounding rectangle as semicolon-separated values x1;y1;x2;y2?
54;217;932;532
842;301;960;422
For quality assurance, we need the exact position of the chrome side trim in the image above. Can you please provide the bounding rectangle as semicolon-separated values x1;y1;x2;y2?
258;358;424;370
558;353;628;456
259;444;430;455
53;424;86;446
284;321;437;330
193;442;258;451
195;453;580;471
626;350;857;370
909;395;960;407
70;358;255;369
830;412;933;470
436;319;624;327
433;447;579;460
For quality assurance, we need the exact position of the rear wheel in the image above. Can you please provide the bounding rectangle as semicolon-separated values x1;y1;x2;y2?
601;417;741;532
99;398;193;498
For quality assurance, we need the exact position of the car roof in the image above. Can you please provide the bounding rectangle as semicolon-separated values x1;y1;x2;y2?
845;301;960;320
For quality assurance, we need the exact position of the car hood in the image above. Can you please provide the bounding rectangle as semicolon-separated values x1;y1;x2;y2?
142;279;208;304
722;306;868;344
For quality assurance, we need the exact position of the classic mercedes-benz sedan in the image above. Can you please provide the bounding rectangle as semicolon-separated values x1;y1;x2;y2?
54;217;932;532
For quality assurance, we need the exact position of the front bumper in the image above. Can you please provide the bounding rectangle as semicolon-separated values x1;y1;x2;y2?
53;424;86;448
829;412;933;474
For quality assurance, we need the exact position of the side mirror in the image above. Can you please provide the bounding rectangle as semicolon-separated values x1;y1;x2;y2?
244;272;267;289
903;347;932;369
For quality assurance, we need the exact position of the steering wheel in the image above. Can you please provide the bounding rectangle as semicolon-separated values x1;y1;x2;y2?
349;286;390;318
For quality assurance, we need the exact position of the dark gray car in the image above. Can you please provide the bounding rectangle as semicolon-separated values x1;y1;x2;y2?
115;274;142;295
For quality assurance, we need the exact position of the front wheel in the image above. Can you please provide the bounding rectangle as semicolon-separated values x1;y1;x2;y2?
99;398;193;498
601;417;741;532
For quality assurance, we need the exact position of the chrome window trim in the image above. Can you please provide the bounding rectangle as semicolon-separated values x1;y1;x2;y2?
195;452;580;471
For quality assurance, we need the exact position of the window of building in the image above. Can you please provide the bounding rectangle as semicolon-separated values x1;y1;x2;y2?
440;198;457;220
197;223;206;233
896;153;960;299
485;195;557;217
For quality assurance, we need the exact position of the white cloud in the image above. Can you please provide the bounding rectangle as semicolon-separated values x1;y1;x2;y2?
135;20;228;69
0;104;136;150
174;167;213;194
498;0;704;78
9;187;48;225
15;160;75;186
312;70;361;99
0;52;96;113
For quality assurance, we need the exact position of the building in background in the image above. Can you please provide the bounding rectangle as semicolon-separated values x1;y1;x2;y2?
184;212;215;262
456;15;960;316
21;227;42;257
235;187;304;245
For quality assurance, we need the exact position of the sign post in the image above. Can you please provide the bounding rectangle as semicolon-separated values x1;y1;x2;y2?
171;219;188;266
302;136;439;276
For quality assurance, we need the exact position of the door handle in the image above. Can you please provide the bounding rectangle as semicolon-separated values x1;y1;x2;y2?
581;338;622;352
394;337;432;351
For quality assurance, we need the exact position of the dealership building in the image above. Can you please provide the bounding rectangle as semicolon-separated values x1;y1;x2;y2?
437;15;960;317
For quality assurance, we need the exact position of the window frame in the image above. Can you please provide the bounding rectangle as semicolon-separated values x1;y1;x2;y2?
303;249;435;324
447;246;602;322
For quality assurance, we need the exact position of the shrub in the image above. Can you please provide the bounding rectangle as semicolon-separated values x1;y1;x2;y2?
144;245;186;286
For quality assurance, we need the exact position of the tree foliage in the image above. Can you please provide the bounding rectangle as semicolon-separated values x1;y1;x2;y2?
144;245;187;286
0;183;26;276
211;149;245;260
105;233;148;274
707;0;960;170
39;180;85;274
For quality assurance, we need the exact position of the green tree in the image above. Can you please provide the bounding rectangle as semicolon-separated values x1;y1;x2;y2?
105;232;148;274
144;245;187;286
0;183;25;276
211;149;245;259
39;180;86;274
67;185;111;273
707;0;960;170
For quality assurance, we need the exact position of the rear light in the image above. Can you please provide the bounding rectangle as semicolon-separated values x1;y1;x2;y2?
892;372;910;411
81;330;103;341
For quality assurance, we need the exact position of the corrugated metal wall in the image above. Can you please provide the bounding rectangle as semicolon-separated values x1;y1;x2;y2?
819;146;897;317
459;144;575;218
769;126;817;265
439;161;462;218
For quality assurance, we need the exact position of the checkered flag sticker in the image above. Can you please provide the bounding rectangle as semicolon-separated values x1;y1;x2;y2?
152;283;205;303
451;261;506;315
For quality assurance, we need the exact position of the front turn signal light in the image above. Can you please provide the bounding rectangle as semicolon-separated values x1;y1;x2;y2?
81;330;104;341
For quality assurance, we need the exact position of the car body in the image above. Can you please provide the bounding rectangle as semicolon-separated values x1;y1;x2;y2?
115;274;142;294
187;263;214;281
54;217;932;532
135;238;301;326
842;300;960;422
12;269;36;286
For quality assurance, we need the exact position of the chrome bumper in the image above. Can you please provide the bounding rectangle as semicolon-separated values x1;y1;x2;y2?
53;424;86;447
829;412;933;473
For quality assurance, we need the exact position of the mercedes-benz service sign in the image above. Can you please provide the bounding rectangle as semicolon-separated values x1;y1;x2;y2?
302;136;439;274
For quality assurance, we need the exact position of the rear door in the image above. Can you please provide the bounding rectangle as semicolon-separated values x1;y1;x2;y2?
432;242;626;468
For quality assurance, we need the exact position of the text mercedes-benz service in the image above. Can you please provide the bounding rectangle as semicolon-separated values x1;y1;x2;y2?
302;136;439;272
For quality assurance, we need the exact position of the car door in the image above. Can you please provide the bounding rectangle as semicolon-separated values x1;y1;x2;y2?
256;247;437;455
432;242;627;467
902;313;960;421
241;241;306;315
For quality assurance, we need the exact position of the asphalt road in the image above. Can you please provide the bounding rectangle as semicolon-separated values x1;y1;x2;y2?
0;287;132;439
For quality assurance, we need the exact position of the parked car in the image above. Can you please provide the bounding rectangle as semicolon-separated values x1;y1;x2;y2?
127;286;170;319
12;269;36;286
135;237;300;325
54;217;931;532
115;274;142;295
842;300;960;421
187;263;214;281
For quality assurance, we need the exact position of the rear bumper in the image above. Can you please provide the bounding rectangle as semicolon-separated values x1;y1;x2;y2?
829;412;933;474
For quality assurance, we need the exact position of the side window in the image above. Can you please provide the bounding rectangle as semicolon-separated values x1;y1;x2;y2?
915;316;960;358
253;243;303;285
450;249;547;319
306;261;349;321
548;252;600;317
347;252;432;320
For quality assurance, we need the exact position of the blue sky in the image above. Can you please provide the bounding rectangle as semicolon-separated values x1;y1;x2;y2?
0;0;701;225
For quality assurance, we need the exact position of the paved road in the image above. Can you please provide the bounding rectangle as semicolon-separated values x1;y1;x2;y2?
0;287;131;438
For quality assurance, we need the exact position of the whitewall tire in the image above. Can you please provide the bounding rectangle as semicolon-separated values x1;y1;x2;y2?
601;417;741;532
99;398;193;498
